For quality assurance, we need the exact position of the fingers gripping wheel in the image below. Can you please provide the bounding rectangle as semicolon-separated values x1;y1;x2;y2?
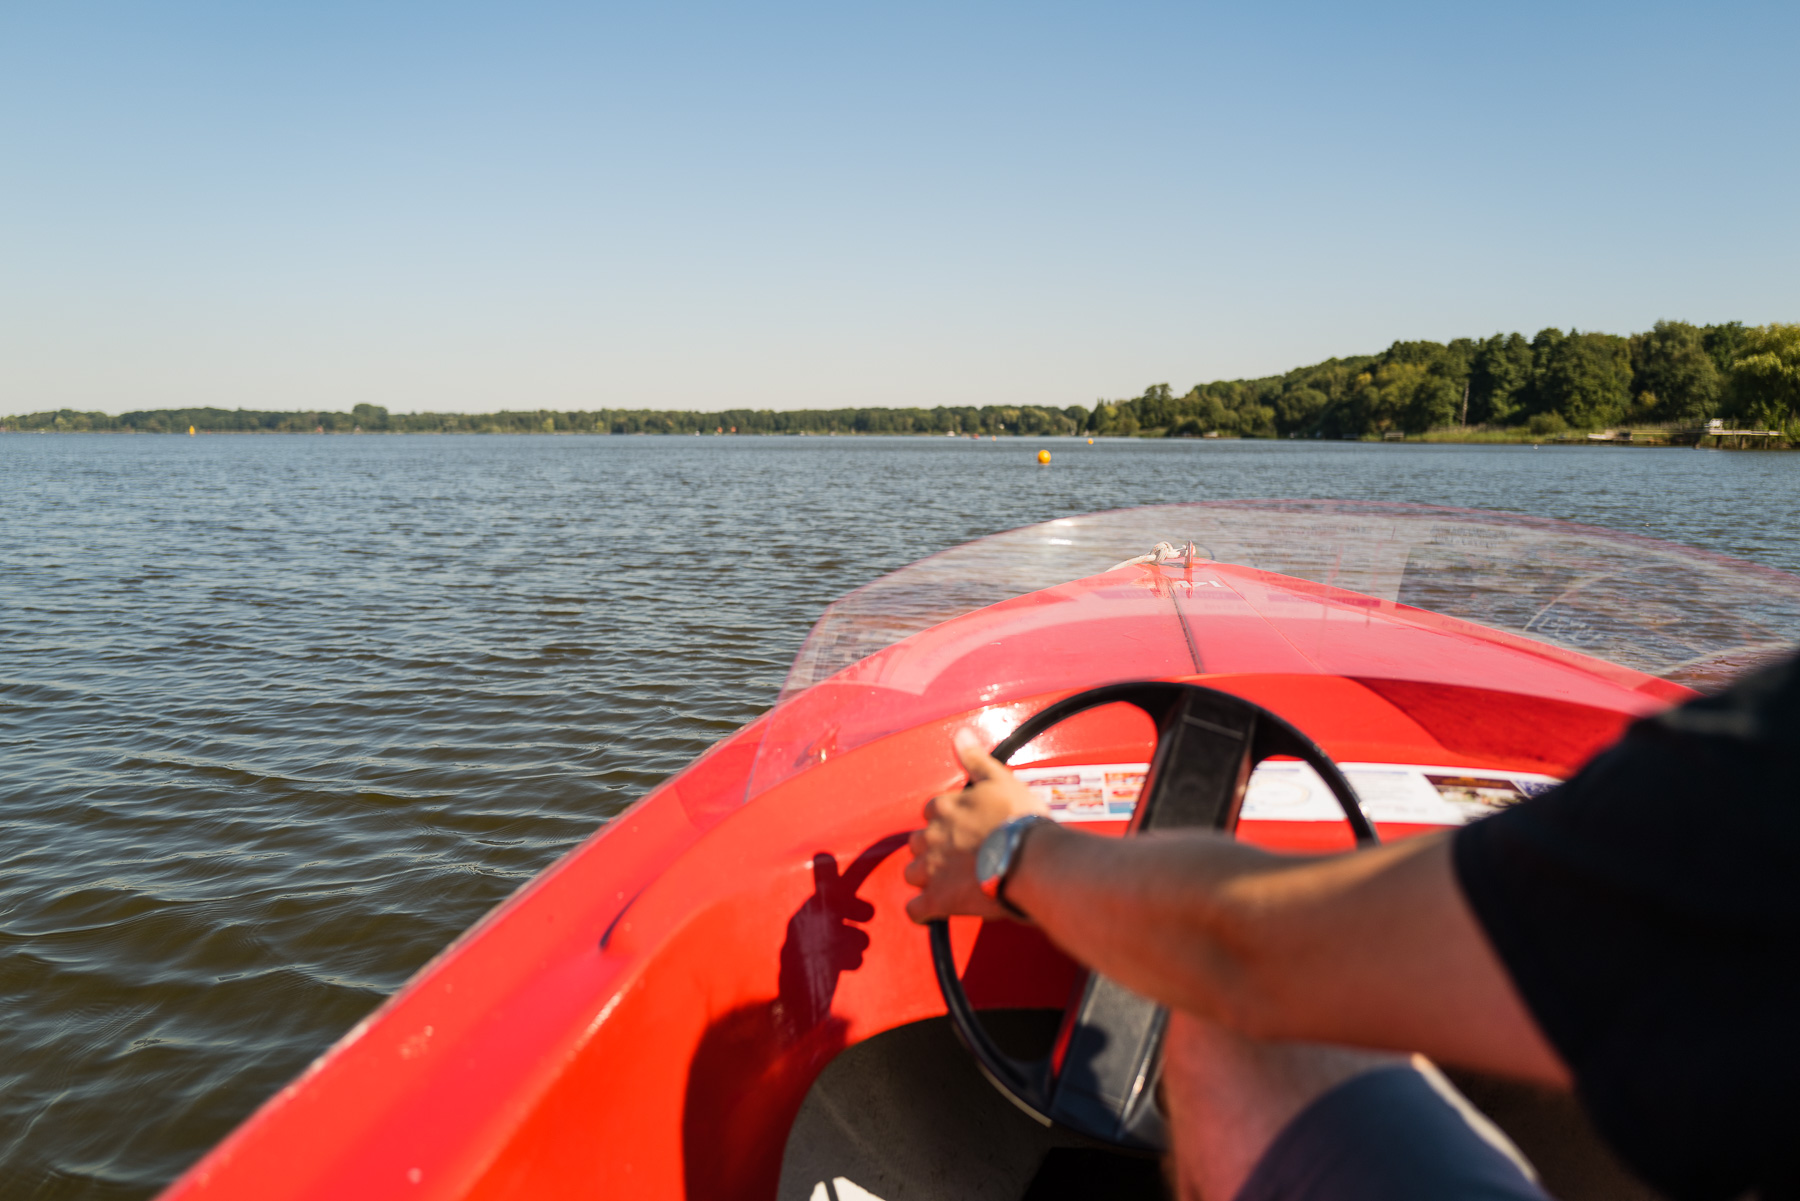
928;682;1378;1154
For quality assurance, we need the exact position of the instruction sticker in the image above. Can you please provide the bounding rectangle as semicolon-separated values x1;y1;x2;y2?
1013;761;1560;826
1013;763;1147;822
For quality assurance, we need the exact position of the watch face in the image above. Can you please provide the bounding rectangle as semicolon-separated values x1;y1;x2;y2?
976;826;1008;886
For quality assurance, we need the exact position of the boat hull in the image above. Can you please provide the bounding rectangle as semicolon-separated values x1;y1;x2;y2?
161;555;1686;1200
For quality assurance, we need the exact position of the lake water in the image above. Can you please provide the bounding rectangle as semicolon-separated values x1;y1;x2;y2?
3;434;1797;1199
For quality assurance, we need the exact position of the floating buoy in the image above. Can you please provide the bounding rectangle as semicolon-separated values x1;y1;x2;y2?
1087;438;1093;444
188;426;195;436
1037;449;1051;464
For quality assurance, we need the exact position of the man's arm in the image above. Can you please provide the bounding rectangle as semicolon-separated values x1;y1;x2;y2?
904;730;1570;1087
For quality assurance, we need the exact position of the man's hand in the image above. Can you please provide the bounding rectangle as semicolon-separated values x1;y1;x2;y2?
903;728;1049;923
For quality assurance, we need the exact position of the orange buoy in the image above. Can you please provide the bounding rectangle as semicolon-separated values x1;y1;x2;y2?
1037;449;1051;464
188;426;196;436
1087;438;1093;444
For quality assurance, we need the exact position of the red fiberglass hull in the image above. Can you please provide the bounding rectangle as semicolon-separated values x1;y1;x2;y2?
160;511;1747;1201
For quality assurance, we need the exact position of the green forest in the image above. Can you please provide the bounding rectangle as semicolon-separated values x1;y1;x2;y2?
7;320;1797;441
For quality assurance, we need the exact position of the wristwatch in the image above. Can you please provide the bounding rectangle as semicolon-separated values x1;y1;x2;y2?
976;814;1054;918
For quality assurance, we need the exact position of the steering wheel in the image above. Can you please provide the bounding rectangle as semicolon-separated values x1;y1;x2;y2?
928;681;1377;1154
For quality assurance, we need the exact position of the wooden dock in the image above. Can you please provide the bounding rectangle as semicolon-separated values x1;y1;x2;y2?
1694;428;1788;449
1552;424;1791;450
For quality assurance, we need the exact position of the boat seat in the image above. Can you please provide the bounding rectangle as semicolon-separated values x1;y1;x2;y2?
777;1012;1169;1201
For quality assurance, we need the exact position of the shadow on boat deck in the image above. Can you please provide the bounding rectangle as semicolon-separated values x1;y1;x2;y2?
681;835;909;1200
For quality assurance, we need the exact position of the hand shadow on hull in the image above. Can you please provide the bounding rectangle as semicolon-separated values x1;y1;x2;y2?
681;834;908;1201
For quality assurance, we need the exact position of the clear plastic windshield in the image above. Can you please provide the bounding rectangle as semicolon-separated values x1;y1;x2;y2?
784;500;1800;698
747;500;1800;804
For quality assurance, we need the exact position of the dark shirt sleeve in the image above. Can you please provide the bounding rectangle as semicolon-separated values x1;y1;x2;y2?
1453;652;1800;1201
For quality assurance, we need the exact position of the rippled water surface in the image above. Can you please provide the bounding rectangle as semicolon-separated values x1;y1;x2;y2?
3;434;1796;1198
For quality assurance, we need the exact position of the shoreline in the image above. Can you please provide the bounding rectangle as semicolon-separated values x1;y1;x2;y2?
3;428;1790;449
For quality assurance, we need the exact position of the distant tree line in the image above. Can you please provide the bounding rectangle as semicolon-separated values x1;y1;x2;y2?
0;402;1092;437
6;321;1795;439
1089;321;1798;439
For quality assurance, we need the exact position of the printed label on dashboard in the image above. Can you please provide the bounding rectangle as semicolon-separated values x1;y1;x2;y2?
1012;763;1146;822
1013;761;1559;826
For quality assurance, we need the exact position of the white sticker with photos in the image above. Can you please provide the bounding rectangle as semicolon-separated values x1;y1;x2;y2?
1013;761;1561;826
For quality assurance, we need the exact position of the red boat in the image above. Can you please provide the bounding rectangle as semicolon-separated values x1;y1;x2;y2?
160;501;1800;1201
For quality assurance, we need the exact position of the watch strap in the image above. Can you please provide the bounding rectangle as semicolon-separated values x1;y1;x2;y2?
984;814;1052;919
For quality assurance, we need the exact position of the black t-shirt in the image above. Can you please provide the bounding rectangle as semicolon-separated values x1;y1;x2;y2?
1454;652;1800;1201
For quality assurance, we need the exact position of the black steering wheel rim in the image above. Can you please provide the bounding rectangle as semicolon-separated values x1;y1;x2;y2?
928;680;1376;1153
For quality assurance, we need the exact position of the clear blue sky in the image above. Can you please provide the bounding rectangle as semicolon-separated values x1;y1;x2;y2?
2;1;1795;415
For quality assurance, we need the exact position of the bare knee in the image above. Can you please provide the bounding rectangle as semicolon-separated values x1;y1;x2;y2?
1161;1011;1401;1201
